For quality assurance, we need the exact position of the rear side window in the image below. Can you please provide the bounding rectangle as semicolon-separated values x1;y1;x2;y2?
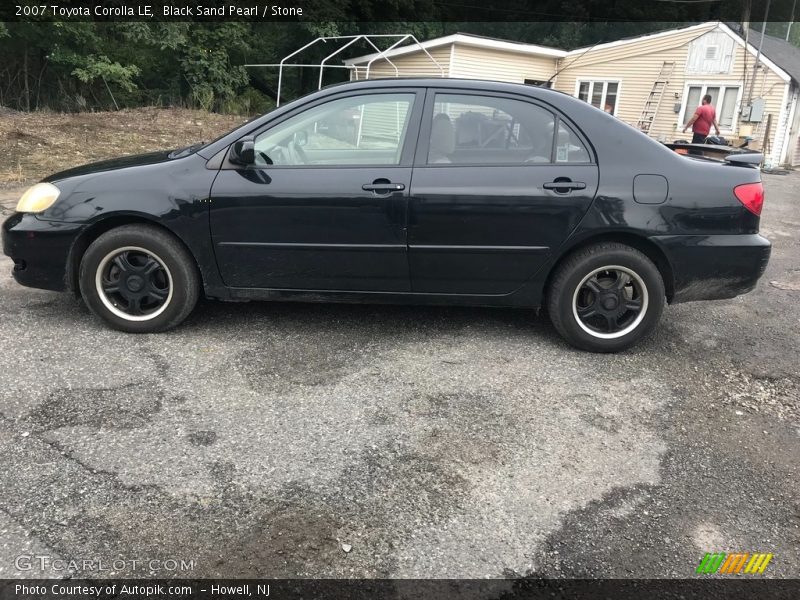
555;120;591;163
427;94;555;165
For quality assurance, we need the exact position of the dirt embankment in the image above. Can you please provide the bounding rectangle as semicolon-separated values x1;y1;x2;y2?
0;107;248;186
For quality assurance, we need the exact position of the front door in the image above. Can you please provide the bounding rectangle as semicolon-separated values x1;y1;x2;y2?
209;90;422;291
408;91;599;295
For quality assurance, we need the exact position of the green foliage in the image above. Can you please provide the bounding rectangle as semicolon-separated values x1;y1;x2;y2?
756;22;800;48
65;55;141;92
6;14;787;113
219;87;275;116
177;24;250;110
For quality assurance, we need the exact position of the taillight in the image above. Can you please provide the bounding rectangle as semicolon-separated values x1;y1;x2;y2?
734;182;764;216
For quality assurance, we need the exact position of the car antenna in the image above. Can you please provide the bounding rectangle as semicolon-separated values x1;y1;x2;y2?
543;37;605;87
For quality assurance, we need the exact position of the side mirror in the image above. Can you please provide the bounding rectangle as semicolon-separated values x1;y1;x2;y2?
229;137;255;165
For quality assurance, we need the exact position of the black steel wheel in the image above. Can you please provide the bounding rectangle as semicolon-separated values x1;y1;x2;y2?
547;243;665;352
572;265;648;339
95;246;173;321
79;224;199;333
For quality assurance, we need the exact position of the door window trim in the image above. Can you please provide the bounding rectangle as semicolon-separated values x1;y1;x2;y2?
222;88;425;170
414;88;596;168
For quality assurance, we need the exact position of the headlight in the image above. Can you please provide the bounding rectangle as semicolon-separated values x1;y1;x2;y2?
16;182;60;213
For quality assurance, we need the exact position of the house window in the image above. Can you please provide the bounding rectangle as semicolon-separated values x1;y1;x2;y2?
576;80;619;115
681;84;741;132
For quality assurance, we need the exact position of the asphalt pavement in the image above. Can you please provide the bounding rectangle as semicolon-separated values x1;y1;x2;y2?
0;173;797;580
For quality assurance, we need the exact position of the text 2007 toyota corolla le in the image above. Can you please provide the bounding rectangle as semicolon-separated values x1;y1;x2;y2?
2;78;770;352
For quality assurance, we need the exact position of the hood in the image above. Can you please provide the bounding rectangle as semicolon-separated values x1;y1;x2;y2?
42;150;178;183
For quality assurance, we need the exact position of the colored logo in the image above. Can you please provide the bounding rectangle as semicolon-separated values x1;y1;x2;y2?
696;552;773;575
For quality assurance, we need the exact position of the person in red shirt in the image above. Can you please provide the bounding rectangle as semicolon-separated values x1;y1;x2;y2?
682;94;720;144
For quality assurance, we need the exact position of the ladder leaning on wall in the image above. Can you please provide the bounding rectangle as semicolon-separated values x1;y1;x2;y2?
636;61;675;135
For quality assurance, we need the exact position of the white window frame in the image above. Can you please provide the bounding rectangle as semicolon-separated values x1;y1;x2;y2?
574;79;622;116
677;81;744;135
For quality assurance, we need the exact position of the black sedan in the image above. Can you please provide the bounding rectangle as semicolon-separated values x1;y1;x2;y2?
2;78;770;352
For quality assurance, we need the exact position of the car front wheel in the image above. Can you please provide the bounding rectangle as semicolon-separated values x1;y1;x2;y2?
547;243;665;352
79;224;199;333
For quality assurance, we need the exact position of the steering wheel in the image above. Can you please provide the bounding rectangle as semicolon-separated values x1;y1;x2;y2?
256;151;273;166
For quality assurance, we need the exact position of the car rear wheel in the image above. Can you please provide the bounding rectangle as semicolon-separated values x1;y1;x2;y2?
547;243;665;352
79;224;199;333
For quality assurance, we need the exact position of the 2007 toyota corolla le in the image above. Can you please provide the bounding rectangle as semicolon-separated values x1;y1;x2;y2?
2;78;771;352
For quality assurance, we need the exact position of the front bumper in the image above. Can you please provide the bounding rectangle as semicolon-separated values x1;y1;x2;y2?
2;213;84;292
653;233;771;303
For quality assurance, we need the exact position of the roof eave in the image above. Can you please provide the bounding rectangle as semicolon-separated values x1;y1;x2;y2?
344;33;566;66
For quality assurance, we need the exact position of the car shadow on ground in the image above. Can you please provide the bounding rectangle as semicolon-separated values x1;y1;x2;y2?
186;296;565;341
13;286;668;355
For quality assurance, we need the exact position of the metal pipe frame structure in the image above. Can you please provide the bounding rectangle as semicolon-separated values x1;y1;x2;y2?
245;34;445;106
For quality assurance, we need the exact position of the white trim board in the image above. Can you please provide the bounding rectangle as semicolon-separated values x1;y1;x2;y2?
781;88;799;165
771;83;792;166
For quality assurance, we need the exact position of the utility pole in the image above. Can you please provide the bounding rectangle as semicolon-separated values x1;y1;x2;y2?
749;0;771;105
787;0;797;41
741;0;751;105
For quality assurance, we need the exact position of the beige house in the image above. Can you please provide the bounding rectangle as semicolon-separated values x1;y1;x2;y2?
344;23;800;167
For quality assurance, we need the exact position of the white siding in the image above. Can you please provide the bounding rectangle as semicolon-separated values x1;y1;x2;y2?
449;44;557;83
554;23;789;160
788;90;800;167
351;46;450;80
347;24;793;163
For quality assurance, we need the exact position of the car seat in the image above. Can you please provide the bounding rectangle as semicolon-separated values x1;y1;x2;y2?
429;113;455;163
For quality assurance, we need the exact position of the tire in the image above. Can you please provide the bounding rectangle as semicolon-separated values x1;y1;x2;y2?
79;224;199;333
547;243;665;353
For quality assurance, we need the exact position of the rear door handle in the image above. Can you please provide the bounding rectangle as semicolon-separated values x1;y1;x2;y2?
543;180;586;192
362;182;405;192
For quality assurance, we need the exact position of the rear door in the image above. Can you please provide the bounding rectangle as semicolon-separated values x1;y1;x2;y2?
209;89;422;291
408;90;599;295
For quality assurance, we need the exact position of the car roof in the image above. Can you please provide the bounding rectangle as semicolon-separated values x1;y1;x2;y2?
324;77;562;96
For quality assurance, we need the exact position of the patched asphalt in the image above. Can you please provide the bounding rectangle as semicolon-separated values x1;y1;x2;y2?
0;172;798;579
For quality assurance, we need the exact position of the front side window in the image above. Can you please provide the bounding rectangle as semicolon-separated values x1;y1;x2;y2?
254;93;414;166
427;93;556;165
576;80;620;115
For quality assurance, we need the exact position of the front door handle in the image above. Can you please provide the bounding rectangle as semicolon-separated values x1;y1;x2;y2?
362;181;405;193
543;179;586;193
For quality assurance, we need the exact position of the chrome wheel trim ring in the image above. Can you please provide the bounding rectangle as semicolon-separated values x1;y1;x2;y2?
94;246;174;322
571;264;649;340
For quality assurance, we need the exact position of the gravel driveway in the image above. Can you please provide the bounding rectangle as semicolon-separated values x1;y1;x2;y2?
0;172;798;580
